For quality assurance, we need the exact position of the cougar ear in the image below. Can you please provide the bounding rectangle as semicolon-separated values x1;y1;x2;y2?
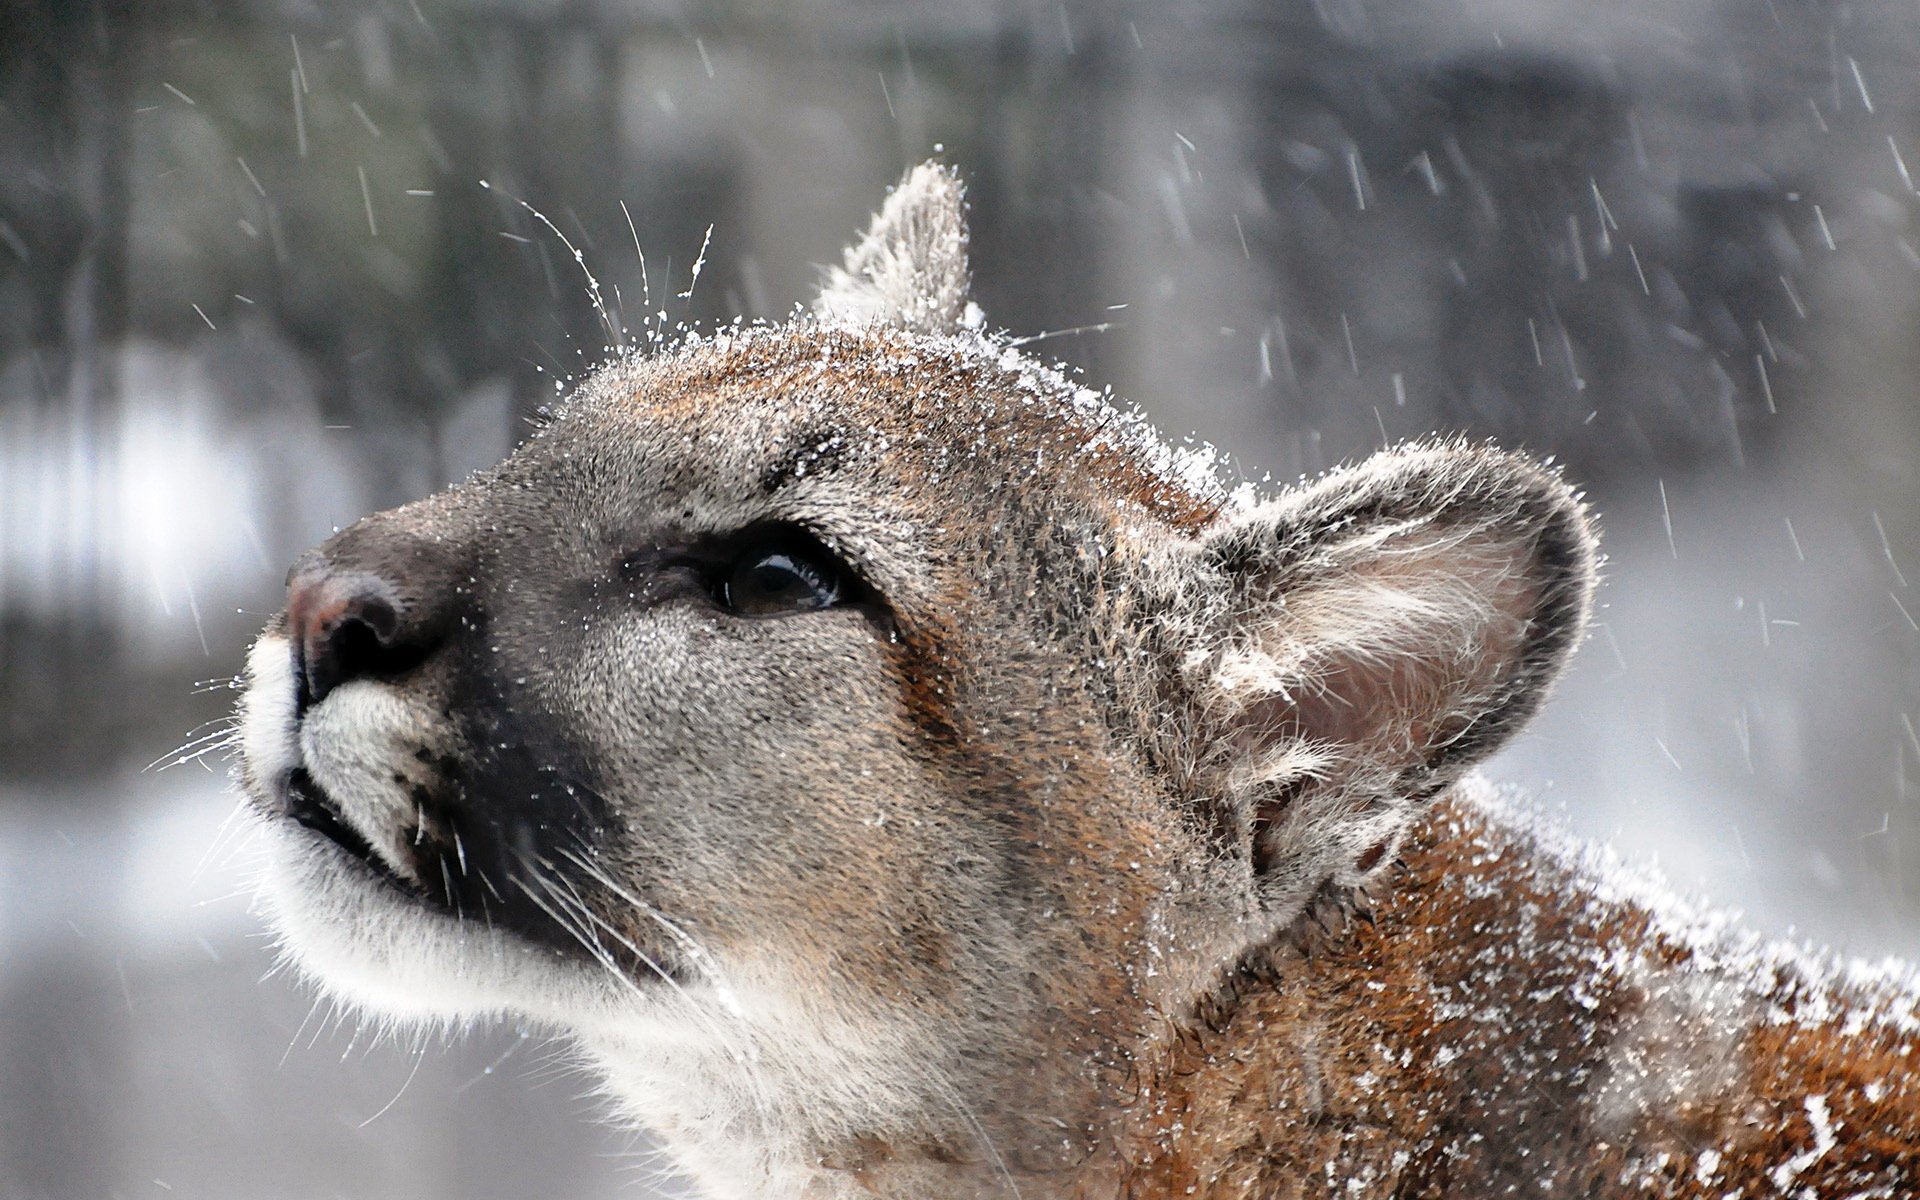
1172;442;1597;921
813;161;976;334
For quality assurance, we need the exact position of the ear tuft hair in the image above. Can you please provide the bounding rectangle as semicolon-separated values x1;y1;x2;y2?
813;161;977;334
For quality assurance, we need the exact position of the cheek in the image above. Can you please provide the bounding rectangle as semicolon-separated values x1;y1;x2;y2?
538;610;976;978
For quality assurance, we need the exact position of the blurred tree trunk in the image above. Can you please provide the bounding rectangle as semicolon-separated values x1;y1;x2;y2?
0;3;132;1186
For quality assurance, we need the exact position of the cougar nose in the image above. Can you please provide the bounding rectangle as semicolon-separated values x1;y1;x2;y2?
286;542;450;710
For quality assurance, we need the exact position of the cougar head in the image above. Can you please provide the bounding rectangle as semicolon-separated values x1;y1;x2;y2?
238;163;1597;1198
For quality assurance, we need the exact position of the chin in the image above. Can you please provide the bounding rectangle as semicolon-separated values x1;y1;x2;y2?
253;821;613;1027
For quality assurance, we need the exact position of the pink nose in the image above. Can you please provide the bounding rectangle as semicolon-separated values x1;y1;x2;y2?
286;565;401;709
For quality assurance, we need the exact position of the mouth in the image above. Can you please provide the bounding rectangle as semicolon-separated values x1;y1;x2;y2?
256;697;677;979
283;767;430;901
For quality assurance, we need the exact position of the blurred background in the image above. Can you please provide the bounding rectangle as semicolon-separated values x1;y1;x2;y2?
4;0;1920;1196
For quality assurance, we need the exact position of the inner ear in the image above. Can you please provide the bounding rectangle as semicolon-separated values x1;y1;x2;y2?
1222;524;1543;772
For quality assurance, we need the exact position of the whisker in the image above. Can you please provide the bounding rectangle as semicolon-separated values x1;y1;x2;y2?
147;718;242;772
281;993;329;1067
559;833;1014;1193
192;797;262;885
357;1040;429;1128
452;1026;533;1094
516;861;779;1124
519;866;697;1006
483;179;622;352
552;845;730;992
923;1068;1023;1200
530;851;786;1131
506;873;632;989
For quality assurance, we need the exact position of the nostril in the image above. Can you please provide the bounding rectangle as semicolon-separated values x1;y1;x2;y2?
290;570;429;711
348;594;398;644
307;601;393;706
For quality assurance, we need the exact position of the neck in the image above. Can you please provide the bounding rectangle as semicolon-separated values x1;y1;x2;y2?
596;784;1920;1199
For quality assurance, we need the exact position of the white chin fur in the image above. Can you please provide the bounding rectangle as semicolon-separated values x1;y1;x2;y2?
240;633;882;1199
259;820;900;1200
256;819;629;1026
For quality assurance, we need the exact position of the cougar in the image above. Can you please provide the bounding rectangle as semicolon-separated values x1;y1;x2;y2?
237;164;1919;1198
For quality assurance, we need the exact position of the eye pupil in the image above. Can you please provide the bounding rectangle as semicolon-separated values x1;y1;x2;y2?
721;545;844;615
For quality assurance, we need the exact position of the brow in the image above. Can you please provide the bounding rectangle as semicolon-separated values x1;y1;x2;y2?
757;427;853;494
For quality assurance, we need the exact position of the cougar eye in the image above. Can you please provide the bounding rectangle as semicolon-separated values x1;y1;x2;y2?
717;537;846;616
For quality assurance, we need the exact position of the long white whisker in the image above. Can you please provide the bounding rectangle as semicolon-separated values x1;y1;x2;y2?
188;673;245;695
552;845;730;994
506;873;621;978
522;865;750;1059
281;993;329;1067
519;861;781;1129
147;719;241;772
619;199;650;314
677;223;713;302
510;865;759;1080
192;797;262;885
513;868;758;1079
569;843;1021;1198
357;1041;429;1128
452;1026;533;1093
483;179;621;352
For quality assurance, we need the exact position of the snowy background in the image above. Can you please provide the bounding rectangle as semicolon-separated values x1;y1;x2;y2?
4;1;1920;1196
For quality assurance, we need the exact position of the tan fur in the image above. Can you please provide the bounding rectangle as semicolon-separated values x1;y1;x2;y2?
236;164;1920;1199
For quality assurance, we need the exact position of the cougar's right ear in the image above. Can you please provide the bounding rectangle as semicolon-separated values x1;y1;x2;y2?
812;161;978;334
1145;442;1597;925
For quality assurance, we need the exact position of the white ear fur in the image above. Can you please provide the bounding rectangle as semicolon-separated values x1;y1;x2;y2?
1166;442;1597;921
813;161;977;334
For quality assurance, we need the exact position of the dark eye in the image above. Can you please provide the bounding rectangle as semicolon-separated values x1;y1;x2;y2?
717;539;846;616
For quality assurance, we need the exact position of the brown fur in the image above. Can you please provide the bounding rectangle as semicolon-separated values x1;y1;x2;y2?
1114;792;1920;1198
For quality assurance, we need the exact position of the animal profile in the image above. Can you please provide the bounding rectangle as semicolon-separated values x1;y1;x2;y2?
237;162;1920;1198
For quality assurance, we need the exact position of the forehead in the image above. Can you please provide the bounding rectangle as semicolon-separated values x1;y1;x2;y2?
532;325;1223;537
